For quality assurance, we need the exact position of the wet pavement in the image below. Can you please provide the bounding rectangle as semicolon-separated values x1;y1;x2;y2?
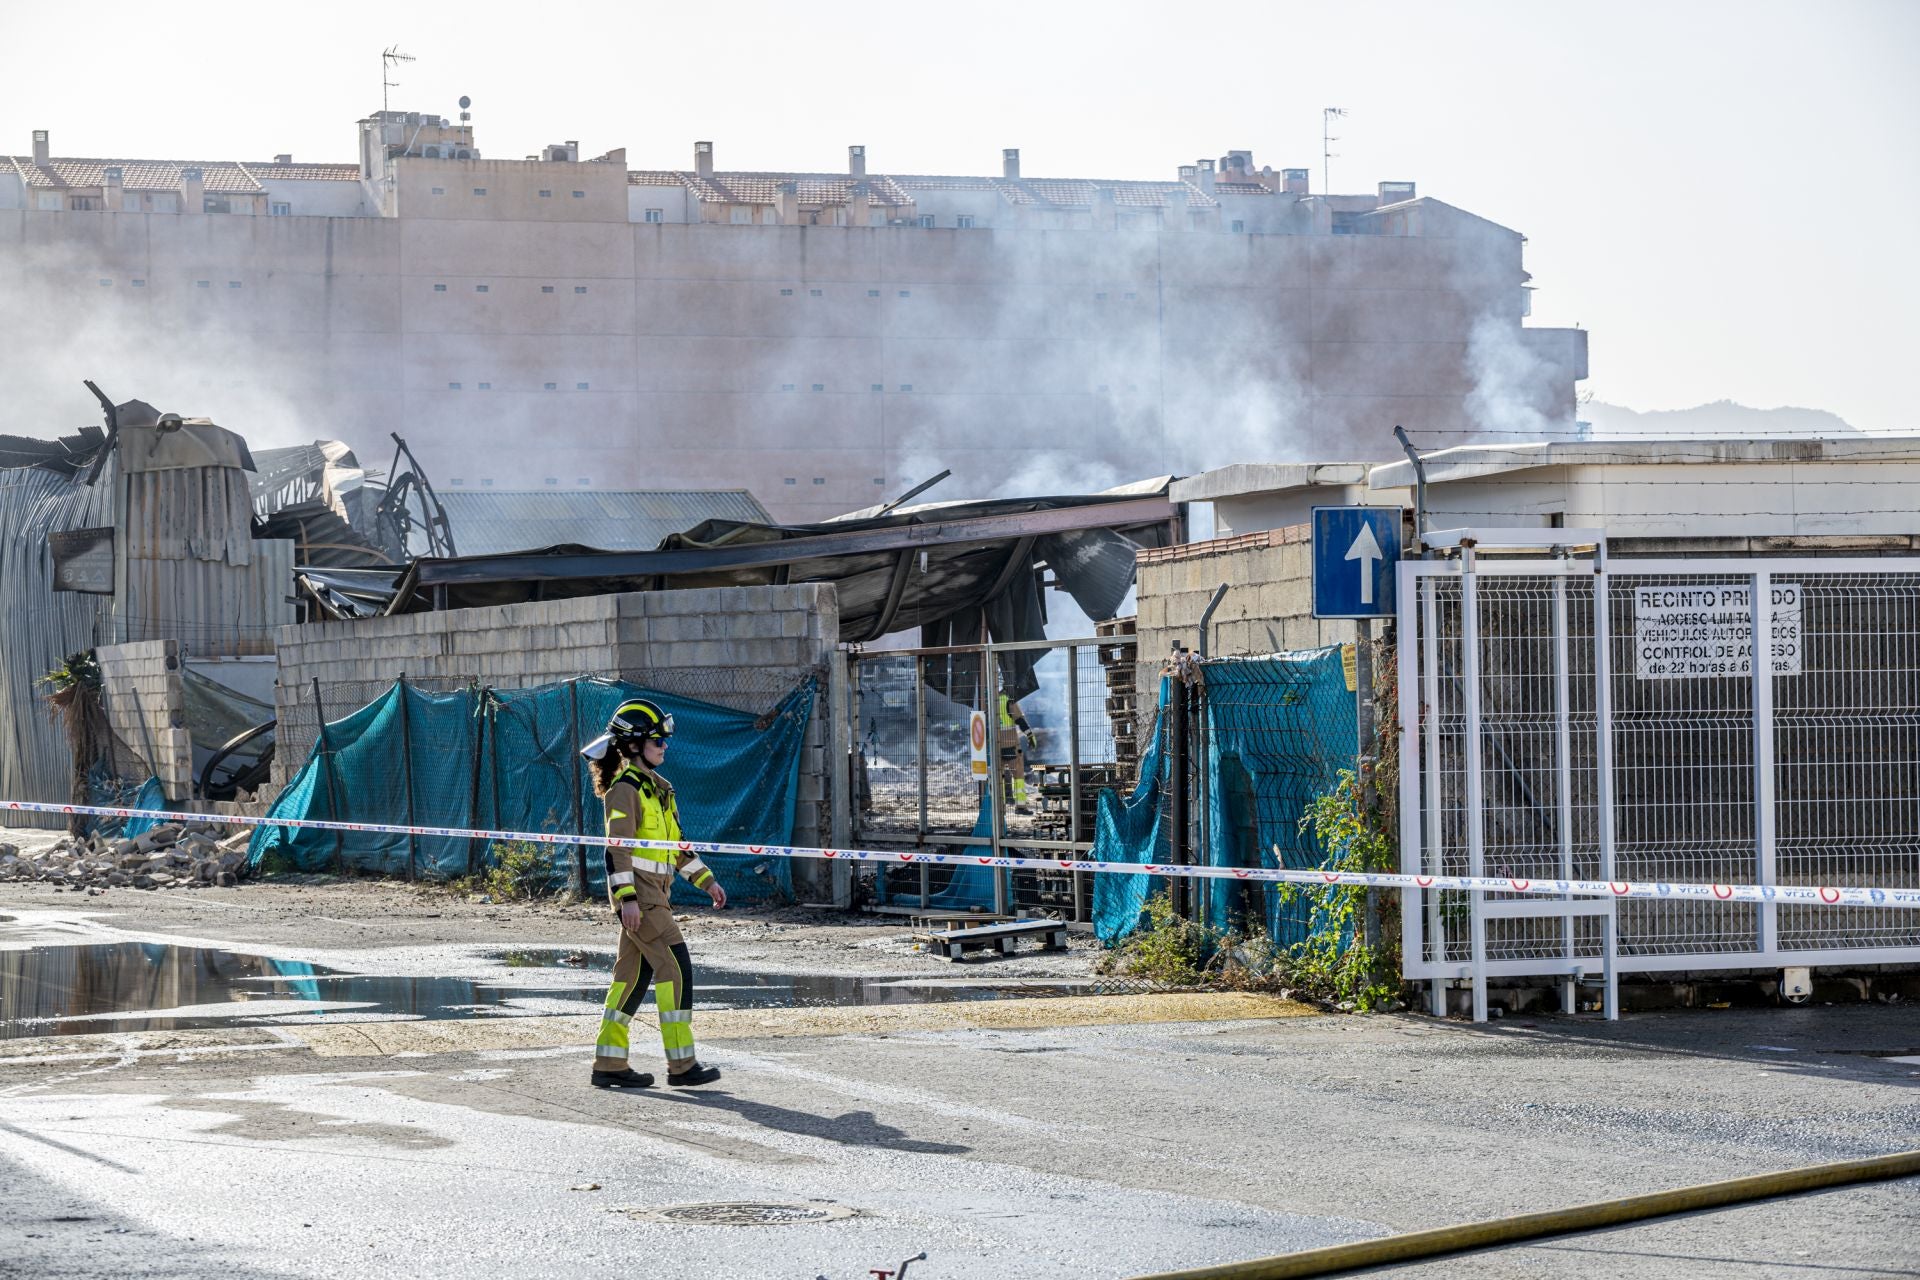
0;942;1102;1040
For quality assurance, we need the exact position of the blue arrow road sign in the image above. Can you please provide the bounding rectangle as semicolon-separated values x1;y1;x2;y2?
1312;506;1402;618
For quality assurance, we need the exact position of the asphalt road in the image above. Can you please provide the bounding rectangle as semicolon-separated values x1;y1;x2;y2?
0;893;1916;1278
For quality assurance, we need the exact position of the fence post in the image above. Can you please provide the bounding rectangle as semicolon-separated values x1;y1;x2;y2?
466;683;487;879
567;677;587;899
985;644;1008;915
1420;576;1447;1017
1166;646;1190;920
1354;620;1380;952
915;655;930;908
1460;545;1489;1023
827;648;853;908
1591;545;1620;1021
397;673;419;882
1752;571;1778;962
310;678;345;870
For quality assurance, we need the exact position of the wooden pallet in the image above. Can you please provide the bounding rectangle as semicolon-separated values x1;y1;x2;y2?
921;918;1070;962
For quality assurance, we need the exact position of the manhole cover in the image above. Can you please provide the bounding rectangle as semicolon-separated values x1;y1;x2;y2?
612;1201;857;1227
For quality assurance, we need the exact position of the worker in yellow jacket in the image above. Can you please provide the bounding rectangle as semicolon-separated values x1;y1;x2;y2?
581;697;725;1089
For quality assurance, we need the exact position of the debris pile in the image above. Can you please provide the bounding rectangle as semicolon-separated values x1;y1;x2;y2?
0;824;252;892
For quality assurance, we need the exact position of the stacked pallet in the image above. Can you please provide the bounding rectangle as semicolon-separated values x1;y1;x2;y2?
1096;616;1140;777
1034;763;1124;843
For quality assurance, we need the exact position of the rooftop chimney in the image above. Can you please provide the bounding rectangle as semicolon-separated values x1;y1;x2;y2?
1002;148;1020;180
566;140;579;159
180;166;204;213
103;166;123;209
31;129;49;167
1281;168;1310;196
1195;157;1216;196
694;140;714;180
274;153;292;165
849;145;866;179
777;180;800;225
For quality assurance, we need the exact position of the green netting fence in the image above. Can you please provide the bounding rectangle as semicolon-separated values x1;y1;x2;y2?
248;674;817;905
1091;647;1359;945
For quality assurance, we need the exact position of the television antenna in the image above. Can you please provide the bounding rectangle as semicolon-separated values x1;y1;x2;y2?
1322;107;1347;196
382;46;415;116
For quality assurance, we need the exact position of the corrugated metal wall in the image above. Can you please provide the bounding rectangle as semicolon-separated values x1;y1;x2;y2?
117;465;293;657
0;467;111;823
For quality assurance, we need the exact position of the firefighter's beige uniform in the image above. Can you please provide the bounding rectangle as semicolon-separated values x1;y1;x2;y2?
591;761;716;1076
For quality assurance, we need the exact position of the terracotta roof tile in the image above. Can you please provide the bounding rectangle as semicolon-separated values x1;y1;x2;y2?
4;158;265;193
243;162;361;182
623;169;1222;210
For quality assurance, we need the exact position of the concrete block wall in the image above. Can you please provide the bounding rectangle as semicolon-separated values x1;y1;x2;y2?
272;585;841;859
96;639;194;801
1133;526;1351;713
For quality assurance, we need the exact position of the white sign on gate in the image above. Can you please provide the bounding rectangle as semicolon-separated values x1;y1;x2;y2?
1633;584;1803;679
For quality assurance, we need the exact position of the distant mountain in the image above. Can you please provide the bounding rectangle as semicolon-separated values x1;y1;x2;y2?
1584;399;1859;437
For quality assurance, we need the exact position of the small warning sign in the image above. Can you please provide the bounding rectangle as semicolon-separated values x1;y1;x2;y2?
1633;584;1803;680
969;710;989;777
1341;642;1359;693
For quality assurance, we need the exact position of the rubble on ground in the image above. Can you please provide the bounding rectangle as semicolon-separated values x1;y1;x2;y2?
0;823;252;892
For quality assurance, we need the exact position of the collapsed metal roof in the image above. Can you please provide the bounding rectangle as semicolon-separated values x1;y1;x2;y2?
433;489;773;558
373;484;1176;657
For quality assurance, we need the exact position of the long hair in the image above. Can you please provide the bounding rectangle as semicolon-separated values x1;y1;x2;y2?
591;739;643;797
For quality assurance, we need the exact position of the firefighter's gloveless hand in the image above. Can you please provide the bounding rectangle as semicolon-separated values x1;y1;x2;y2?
706;881;727;909
619;901;643;934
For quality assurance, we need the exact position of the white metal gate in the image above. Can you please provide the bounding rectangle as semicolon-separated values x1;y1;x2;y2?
1397;541;1920;1021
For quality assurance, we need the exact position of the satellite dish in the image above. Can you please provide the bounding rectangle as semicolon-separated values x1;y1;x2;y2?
458;95;471;109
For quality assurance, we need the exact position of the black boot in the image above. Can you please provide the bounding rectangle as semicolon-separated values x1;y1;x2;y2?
667;1062;722;1087
591;1066;655;1089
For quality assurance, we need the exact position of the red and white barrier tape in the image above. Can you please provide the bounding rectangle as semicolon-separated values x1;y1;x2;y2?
5;798;1917;909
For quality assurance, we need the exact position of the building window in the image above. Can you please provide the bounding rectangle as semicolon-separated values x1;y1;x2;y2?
811;383;824;392
544;382;558;391
812;477;826;485
482;478;495;487
956;214;974;229
874;478;886;485
1124;291;1137;301
781;383;796;391
730;207;752;224
809;288;822;297
871;384;883;392
271;202;292;216
780;288;794;296
1230;219;1245;233
475;284;489;293
1095;292;1107;301
545;477;559;485
574;286;587;294
431;187;445;196
98;279;111;287
644;208;664;223
195;280;210;288
131;279;145;288
539;190;552;198
571;191;585;199
542;285;555;294
576;382;589;390
899;384;913;392
898;290;911;298
916;215;935;228
473;187;487;196
449;382;462;390
434;283;448;292
69;196;101;211
227;281;241;289
784;477;797;486
577;478;591;486
478;382;491;390
867;289;880;297
450;478;464;486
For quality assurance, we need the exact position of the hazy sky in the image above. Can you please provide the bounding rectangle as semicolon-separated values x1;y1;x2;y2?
5;0;1914;431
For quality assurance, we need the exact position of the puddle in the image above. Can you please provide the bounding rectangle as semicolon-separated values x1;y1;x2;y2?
0;944;1093;1039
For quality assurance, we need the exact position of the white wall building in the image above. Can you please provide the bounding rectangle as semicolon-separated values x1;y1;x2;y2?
2;116;1587;523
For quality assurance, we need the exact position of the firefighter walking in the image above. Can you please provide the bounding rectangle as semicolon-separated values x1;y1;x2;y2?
581;698;725;1089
